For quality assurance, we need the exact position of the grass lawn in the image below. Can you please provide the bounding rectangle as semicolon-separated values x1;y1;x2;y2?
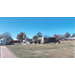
6;41;75;58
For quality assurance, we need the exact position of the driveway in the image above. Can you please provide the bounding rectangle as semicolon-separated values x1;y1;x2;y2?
0;46;17;58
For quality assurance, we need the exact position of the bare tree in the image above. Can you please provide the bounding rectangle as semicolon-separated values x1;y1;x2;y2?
0;32;13;40
2;32;10;38
72;33;75;37
57;35;66;40
37;32;42;38
65;32;70;38
0;32;13;44
16;32;26;41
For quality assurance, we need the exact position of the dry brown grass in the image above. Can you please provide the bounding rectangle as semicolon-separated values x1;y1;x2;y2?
6;41;75;58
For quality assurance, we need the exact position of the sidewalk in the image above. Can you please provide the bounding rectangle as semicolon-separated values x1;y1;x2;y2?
0;46;17;58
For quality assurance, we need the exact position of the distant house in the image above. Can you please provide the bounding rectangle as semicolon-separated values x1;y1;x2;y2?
72;37;75;40
8;39;22;45
38;37;44;44
0;38;6;45
65;37;75;40
38;36;60;43
27;39;33;42
32;36;60;44
22;38;33;44
27;39;33;44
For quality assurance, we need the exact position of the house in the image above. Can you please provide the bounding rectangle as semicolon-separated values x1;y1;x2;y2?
0;38;6;45
21;38;33;44
38;37;51;44
7;39;22;45
49;36;57;43
38;36;60;43
27;39;33;42
27;39;34;44
72;37;75;40
38;37;44;44
65;37;75;41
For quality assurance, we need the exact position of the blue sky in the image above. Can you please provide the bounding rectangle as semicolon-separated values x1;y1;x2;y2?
0;17;74;39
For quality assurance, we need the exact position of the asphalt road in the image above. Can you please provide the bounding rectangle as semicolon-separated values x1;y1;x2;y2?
0;46;17;58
